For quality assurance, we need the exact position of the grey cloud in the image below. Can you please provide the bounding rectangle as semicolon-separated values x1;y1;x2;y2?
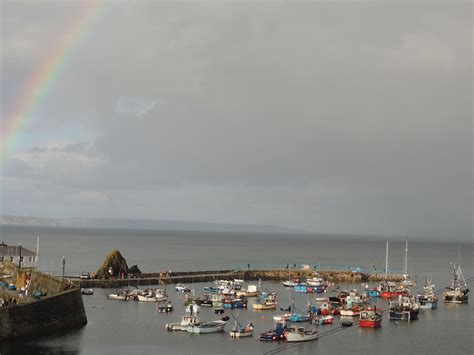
0;1;472;240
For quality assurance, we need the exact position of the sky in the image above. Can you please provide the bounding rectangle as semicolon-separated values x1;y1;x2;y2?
0;0;472;241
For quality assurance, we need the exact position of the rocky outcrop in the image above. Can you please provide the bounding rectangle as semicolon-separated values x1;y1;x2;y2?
95;250;128;279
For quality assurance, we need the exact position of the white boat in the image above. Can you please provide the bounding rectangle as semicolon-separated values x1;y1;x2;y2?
187;320;227;334
417;278;438;309
107;293;127;300
444;251;469;304
273;313;292;321
284;326;318;342
282;280;298;287
175;283;190;292
137;294;158;302
229;321;254;338
236;284;259;298
166;315;200;331
81;288;94;295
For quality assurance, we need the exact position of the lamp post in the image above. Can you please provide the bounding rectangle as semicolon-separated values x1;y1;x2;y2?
18;243;22;270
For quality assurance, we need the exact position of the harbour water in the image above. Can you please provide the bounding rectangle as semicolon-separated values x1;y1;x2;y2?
0;226;472;354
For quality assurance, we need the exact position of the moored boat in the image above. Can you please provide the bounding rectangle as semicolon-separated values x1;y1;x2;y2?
157;301;174;313
186;320;227;334
359;307;382;328
166;315;200;331
444;258;469;304
284;325;318;342
229;321;254;338
81;288;94;295
417;278;438;309
389;295;419;321
259;321;286;342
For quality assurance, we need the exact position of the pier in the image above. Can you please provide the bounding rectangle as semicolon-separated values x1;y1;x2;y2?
72;269;404;288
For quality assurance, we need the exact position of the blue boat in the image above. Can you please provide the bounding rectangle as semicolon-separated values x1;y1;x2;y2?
259;321;286;342
288;313;310;322
368;290;380;298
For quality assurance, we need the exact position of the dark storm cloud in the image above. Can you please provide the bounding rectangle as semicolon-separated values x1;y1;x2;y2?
0;1;472;240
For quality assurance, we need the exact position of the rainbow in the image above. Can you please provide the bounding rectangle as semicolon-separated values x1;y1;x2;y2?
0;0;106;170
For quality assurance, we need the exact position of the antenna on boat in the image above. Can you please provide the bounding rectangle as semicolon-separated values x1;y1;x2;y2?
384;241;389;280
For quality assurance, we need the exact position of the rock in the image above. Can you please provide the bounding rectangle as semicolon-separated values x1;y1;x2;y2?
96;250;128;279
128;264;142;275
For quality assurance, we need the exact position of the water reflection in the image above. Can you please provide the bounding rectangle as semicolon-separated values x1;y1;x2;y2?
0;327;84;355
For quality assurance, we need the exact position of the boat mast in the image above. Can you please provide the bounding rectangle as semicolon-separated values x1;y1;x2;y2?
403;240;408;277
384;241;389;280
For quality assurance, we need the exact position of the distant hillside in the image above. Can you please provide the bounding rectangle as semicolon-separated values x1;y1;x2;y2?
0;215;305;234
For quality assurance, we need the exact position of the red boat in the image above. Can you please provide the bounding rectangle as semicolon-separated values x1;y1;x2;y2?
359;307;382;328
380;290;407;299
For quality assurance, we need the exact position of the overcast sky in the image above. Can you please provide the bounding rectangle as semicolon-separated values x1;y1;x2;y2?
0;1;472;240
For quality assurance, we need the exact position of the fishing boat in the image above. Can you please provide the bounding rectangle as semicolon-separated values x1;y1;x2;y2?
259;321;286;342
389;296;419;321
186;320;227;334
156;301;174;313
253;292;277;310
319;302;340;316
223;298;248;309
417;277;438;309
273;313;292;321
288;313;310;322
315;315;334;325
175;283;191;293
203;286;219;293
253;300;277;310
229;321;254;338
284;325;318;342
282;280;298;287
340;302;362;317
444;254;469;304
195;295;213;307
359;307;382;328
165;315;200;331
367;289;380;298
236;284;259;298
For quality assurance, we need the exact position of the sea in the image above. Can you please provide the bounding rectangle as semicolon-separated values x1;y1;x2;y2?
0;226;472;355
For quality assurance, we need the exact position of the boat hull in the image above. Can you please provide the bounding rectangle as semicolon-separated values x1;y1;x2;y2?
359;319;381;328
389;310;418;321
285;331;318;342
187;321;227;334
444;295;468;304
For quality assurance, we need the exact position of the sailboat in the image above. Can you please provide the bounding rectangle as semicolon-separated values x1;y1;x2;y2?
444;248;469;304
378;242;408;299
399;240;415;290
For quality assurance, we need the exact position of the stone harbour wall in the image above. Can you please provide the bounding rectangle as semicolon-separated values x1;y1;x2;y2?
0;288;87;340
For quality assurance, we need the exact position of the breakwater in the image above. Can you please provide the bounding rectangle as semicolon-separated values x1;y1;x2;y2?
75;269;403;288
0;261;87;340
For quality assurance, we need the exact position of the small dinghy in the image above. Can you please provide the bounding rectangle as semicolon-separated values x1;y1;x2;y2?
81;288;94;295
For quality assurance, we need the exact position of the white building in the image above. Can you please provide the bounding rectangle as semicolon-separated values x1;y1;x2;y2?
0;242;38;268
